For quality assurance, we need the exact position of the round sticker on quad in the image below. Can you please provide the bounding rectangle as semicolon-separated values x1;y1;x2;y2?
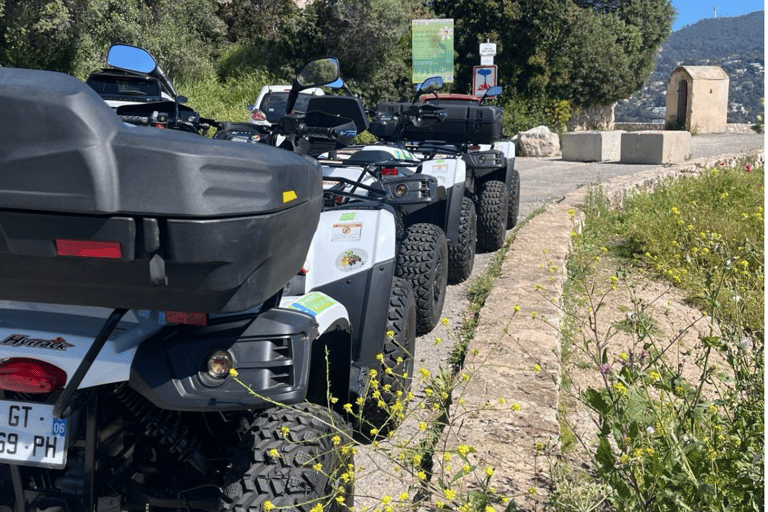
335;248;368;272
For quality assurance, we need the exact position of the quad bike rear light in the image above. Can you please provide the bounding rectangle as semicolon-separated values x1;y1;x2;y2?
0;357;67;394
165;311;208;326
381;167;399;176
55;239;122;259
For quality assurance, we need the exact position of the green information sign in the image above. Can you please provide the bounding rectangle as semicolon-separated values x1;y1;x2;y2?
412;19;454;84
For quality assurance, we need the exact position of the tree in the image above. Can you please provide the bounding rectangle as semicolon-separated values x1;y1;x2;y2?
430;0;676;108
0;0;227;80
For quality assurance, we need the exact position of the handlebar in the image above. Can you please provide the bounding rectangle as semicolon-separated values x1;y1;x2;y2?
119;114;150;126
299;124;339;139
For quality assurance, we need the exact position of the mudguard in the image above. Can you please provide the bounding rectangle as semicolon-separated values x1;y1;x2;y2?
0;301;164;390
302;208;398;366
419;158;466;243
492;140;517;191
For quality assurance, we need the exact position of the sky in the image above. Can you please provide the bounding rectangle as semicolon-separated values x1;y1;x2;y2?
670;0;765;31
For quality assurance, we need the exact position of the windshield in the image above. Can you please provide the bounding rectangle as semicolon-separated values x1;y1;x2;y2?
86;75;162;98
259;92;315;123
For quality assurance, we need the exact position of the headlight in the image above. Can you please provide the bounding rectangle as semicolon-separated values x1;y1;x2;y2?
207;350;233;379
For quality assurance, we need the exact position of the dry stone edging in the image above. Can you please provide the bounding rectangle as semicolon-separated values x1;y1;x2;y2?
453;148;764;511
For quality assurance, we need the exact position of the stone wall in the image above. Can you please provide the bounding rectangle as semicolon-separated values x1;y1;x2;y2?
566;103;616;131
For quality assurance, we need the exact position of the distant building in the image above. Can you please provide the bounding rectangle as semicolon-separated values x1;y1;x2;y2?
666;66;729;133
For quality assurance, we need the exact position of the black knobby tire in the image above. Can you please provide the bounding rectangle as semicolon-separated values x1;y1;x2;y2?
219;404;353;512
507;169;521;228
448;197;477;284
476;179;509;252
395;223;448;336
361;277;417;437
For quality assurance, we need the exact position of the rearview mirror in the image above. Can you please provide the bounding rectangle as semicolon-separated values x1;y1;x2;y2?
418;76;443;94
482;86;502;99
297;57;340;88
107;44;157;74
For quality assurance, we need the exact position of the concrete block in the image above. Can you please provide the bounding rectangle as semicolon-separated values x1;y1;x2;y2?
561;131;623;162
620;130;692;164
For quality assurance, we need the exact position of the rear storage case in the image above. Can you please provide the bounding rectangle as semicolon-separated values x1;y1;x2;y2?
0;68;323;313
374;101;502;144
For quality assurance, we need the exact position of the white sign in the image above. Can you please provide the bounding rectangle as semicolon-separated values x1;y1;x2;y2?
480;55;494;66
472;65;497;96
479;43;497;56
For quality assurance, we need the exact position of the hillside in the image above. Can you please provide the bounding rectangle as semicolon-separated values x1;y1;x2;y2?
615;11;764;124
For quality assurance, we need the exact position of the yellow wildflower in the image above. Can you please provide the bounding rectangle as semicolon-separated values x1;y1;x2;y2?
263;501;275;512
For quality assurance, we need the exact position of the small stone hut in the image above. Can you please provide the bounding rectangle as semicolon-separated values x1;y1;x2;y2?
665;66;729;133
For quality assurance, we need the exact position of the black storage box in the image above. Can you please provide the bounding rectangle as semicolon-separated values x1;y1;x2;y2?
0;67;323;313
375;101;503;144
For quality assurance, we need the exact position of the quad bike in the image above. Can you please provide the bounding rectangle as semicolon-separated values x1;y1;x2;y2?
0;53;415;512
86;44;214;135
374;84;520;252
318;77;475;334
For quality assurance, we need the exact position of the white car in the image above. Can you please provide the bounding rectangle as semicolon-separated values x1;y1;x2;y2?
248;84;324;126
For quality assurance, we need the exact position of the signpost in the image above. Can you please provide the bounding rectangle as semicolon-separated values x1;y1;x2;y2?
472;65;497;96
412;19;454;84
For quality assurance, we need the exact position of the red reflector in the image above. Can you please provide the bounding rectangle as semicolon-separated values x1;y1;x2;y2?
55;239;122;259
250;109;267;122
381;167;398;176
469;145;480;150
155;124;165;129
165;311;208;326
0;358;67;394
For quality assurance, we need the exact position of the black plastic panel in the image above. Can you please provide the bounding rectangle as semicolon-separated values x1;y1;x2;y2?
0;67;324;312
130;307;317;411
0;67;323;218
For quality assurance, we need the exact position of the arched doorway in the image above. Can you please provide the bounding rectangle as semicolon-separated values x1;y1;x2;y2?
677;79;688;127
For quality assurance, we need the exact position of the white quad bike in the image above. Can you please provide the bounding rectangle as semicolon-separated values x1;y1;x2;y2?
0;53;415;512
319;78;476;335
373;84;520;252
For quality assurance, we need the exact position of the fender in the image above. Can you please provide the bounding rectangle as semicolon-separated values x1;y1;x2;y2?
493;140;517;191
420;158;466;243
302;208;398;367
0;302;164;390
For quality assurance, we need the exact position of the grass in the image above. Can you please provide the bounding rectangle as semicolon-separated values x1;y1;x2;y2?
552;156;764;512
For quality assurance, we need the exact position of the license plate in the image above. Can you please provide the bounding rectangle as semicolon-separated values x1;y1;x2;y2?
0;399;68;468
